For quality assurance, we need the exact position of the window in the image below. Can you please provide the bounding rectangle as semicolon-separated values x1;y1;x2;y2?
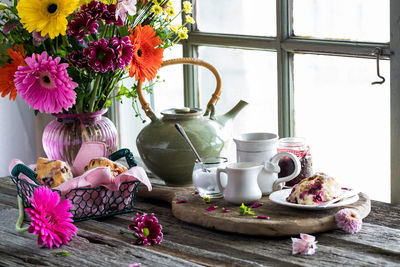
119;0;399;203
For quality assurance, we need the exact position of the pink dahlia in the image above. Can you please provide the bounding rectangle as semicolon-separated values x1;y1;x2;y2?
80;0;108;20
84;38;116;72
128;213;163;246
116;0;137;21
67;13;99;42
110;36;133;70
25;187;77;249
103;4;124;26
67;51;89;69
14;52;77;113
292;233;317;255
335;208;362;234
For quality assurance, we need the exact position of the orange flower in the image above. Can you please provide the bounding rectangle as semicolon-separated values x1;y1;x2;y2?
129;24;164;82
0;45;26;101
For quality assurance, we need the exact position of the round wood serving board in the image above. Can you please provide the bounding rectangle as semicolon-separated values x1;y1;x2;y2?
137;185;371;236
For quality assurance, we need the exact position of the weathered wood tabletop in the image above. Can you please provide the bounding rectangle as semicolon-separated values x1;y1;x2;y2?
1;177;400;267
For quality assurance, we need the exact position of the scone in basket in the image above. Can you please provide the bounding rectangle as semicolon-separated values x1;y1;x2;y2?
10;149;140;222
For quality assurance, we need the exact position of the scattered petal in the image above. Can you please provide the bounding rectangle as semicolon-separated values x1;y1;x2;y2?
203;197;211;204
129;264;141;267
251;203;263;208
222;208;230;213
193;190;199;195
335;208;362;234
51;251;71;257
205;205;217;211
255;216;270;220
292;233;317;255
175;199;188;204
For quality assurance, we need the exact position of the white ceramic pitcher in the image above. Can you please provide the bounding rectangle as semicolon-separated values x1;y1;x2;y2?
216;162;263;204
234;133;301;195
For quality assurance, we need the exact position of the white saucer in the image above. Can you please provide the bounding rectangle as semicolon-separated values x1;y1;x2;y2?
269;189;359;210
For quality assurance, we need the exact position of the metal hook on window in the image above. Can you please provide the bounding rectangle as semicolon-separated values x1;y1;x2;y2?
371;47;385;85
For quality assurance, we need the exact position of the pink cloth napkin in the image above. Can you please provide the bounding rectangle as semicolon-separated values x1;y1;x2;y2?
72;141;108;176
9;159;152;194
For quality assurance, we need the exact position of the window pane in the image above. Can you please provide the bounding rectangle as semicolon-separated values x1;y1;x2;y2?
196;0;276;36
294;54;390;202
119;45;183;155
293;0;389;42
198;47;278;159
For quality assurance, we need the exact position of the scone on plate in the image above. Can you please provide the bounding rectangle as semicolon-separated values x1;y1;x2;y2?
286;172;341;205
36;158;73;188
84;157;128;177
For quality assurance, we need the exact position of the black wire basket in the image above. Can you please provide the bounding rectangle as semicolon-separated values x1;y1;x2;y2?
10;148;140;222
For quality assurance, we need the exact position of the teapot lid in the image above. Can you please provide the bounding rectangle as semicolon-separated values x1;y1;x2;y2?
161;107;203;119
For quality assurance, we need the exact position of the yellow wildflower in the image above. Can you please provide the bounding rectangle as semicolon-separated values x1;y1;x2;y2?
166;1;173;7
183;1;192;13
178;29;188;40
185;15;195;24
166;6;175;17
150;4;163;15
17;0;79;39
203;197;211;204
181;26;188;33
169;24;179;33
152;0;163;5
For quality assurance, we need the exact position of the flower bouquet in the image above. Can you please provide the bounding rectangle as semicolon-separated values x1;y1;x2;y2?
0;0;195;165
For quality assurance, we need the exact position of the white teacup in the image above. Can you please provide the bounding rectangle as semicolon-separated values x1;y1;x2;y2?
234;133;301;195
216;162;263;204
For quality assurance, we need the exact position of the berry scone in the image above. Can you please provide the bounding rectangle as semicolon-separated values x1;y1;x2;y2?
286;172;341;205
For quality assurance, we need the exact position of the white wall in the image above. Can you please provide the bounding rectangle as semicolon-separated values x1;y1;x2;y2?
0;97;37;176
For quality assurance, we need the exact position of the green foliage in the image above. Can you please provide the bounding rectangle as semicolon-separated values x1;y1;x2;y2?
239;203;255;216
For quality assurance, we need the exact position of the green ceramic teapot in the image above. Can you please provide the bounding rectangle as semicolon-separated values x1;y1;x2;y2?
136;58;248;186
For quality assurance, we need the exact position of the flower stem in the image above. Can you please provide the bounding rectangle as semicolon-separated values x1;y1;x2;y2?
89;75;101;112
120;228;138;238
16;196;28;233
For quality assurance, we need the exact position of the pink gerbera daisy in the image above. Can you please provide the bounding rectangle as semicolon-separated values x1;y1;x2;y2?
14;51;77;113
25;187;77;249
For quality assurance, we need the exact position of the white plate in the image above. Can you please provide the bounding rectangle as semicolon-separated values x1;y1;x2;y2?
269;189;360;210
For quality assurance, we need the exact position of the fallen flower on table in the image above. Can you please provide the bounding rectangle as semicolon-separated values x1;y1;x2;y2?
25;187;77;249
122;213;163;246
205;205;217;211
292;233;317;255
251;203;263;208
239;203;255;216
335;208;362;234
254;216;270;220
203;196;211;204
176;199;188;204
222;208;230;213
128;264;141;267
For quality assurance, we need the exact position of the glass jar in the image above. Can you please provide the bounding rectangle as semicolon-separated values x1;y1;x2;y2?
278;137;313;186
192;157;228;198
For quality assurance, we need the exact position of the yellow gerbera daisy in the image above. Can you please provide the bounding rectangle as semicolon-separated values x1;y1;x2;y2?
150;4;162;15
183;1;192;13
185;15;195;24
166;7;175;17
17;0;79;39
178;29;188;40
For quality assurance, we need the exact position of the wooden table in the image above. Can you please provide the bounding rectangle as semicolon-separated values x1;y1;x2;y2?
1;177;400;266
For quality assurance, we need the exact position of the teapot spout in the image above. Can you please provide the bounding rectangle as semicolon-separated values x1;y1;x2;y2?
215;100;248;126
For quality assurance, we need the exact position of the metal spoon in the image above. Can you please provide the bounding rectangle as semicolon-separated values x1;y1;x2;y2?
174;123;210;172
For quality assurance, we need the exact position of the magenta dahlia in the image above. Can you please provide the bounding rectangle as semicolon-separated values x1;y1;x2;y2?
110;36;133;70
67;51;88;69
103;4;124;26
335;208;362;234
14;51;77;113
80;0;108;20
67;13;99;42
84;38;116;72
128;213;163;246
25;187;77;249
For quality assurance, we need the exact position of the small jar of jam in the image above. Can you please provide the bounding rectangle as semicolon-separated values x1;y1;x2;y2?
278;137;313;186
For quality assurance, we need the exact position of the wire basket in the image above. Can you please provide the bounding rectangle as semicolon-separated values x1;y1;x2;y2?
10;148;140;222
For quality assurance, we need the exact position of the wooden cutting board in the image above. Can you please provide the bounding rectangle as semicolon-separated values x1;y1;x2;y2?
137;184;371;236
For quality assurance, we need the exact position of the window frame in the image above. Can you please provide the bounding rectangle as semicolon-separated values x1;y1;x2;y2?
181;0;398;203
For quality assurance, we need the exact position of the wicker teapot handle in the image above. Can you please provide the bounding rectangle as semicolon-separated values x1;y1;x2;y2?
136;57;222;119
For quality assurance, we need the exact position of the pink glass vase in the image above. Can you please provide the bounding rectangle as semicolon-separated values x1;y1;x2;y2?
42;109;117;167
